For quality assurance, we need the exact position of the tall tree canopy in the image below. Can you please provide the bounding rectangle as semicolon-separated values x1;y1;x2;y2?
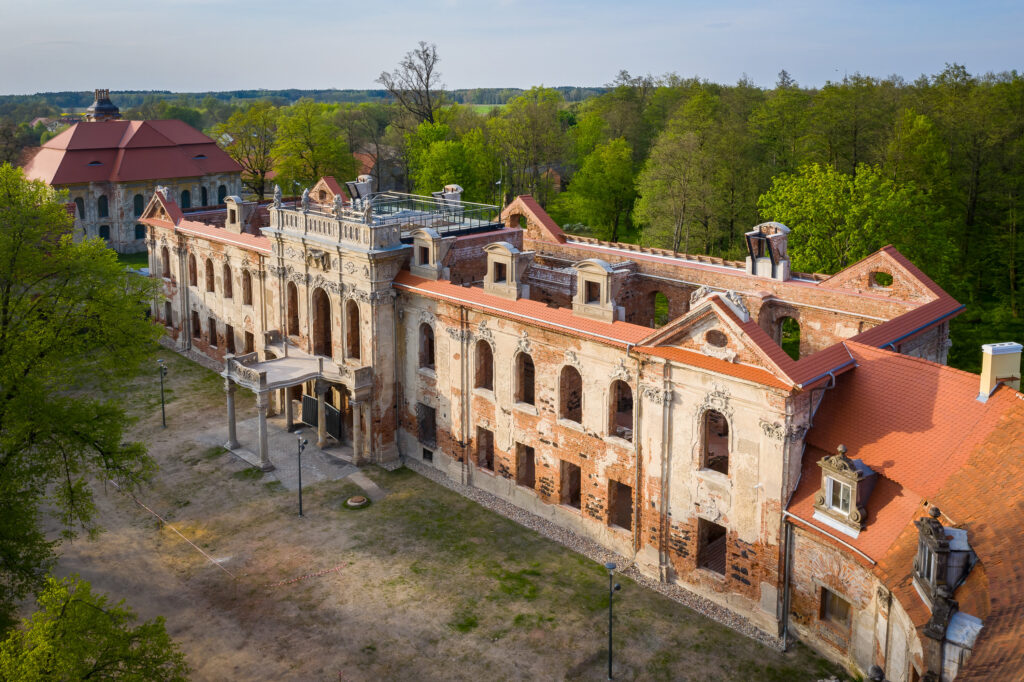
376;41;445;125
213;101;278;199
272;99;357;191
0;165;161;628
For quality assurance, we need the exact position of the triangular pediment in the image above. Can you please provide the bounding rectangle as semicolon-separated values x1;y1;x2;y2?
637;294;795;382
139;188;182;226
818;247;939;303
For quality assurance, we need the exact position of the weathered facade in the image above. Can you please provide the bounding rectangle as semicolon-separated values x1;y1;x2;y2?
143;177;1024;681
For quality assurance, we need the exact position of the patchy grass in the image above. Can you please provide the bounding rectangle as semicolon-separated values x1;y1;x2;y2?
230;467;264;482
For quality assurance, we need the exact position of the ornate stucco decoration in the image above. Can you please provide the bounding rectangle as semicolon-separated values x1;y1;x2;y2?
310;274;341;295
288;271;308;285
640;384;671;405
723;290;750;322
285;247;304;261
813;444;875;535
307;249;330;272
476;320;494;344
609;358;631;382
344;261;356;274
697;383;733;420
446;326;471;342
690;285;714;306
759;420;806;442
701;341;738;363
419;310;435;326
564;350;582;369
516;330;531;355
273;184;282;208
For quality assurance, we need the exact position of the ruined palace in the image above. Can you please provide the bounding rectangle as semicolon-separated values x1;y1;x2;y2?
142;175;1024;681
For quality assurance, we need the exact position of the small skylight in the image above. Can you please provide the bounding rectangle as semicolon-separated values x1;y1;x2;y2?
192;154;207;159
87;160;102;166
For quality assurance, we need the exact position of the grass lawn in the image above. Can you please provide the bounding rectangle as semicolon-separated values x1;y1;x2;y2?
47;344;845;680
116;251;150;269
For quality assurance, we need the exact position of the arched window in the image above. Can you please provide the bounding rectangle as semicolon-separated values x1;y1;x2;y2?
778;316;800;361
474;340;493;390
201;186;209;206
74;197;85;219
217;184;227;204
133;193;145;217
134;224;145;240
161;246;171;278
98;225;110;240
312;288;331;357
180;189;191;209
241;270;252;305
609;380;633;442
286;281;299;336
419;324;435;369
97;195;108;218
559;365;583;423
222;264;233;298
652;291;670;327
515;353;535;405
702;410;729;475
205;258;215;292
346;299;360;360
188;253;197;286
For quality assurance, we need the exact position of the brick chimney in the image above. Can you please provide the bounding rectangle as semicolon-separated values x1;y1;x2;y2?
977;342;1022;402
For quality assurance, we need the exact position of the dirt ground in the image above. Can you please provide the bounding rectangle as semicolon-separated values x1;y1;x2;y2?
41;347;845;681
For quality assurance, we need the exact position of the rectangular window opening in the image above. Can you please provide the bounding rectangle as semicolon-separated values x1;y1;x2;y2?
585;280;601;305
225;324;236;354
516;443;535;489
417;403;437;448
191;311;201;340
560;460;581;509
207;317;217;347
697;518;727;575
820;587;852;630
244;331;254;354
164;301;173;327
493;261;507;284
827;477;852;514
421;448;433;462
608;480;633;531
476;426;494;472
418;245;430;266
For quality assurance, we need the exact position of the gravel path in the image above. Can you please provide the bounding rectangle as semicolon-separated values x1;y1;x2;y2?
401;457;786;651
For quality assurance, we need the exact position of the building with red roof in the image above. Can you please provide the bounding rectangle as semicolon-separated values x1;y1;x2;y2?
22;91;242;253
141;175;1023;681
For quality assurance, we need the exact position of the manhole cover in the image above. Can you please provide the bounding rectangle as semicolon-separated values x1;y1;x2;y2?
345;495;369;508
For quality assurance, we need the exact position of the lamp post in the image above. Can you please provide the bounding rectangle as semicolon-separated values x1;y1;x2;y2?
295;430;308;517
604;561;621;680
158;359;168;428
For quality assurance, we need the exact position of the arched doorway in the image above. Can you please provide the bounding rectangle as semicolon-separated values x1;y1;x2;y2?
286;282;299;337
312;288;332;356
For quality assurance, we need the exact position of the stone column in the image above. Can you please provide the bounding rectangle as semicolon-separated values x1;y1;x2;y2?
256;391;274;471
351;400;364;464
283;388;295;432
225;379;240;450
315;381;328;448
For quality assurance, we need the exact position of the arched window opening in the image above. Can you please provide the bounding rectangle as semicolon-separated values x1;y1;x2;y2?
779;316;800;361
133;193;145;217
134;224;145;240
312;288;332;357
652;291;670;328
474;340;493;390
223;264;233;298
74;197;85;219
419;324;435;369
217;184;227;204
98;225;110;240
161;246;170;278
97;195;108;218
180;189;191;209
346;300;360;360
205;259;215;292
870;271;893;288
515;353;535;406
609;380;633;441
318;189;328;202
702;410;729;475
241;270;253;305
188;253;197;286
201;186;208;206
559;365;583;423
286;282;299;336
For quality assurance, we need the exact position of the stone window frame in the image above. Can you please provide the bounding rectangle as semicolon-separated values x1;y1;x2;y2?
913;507;951;608
606;379;634;445
512;350;537;410
813;445;871;535
819;586;853;634
409;228;443;281
473;338;494;394
571;259;616;322
483;241;527;300
557;363;585;427
696;407;732;477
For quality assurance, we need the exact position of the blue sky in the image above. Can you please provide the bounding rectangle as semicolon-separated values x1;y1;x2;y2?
1;0;1021;94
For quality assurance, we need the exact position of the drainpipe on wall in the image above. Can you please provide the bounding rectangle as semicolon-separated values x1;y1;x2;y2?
460;305;471;486
627;344;643;556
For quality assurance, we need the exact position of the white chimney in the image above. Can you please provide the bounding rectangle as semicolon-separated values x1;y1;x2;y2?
978;342;1022;402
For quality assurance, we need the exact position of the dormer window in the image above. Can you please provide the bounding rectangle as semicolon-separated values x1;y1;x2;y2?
418;245;430;266
913;506;976;610
193;154;207;160
812;444;876;538
483;242;532;300
410;228;445;281
493;261;507;284
585;280;601;305
87;160;102;166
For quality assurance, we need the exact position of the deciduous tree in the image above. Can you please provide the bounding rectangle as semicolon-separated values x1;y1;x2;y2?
214;101;278;199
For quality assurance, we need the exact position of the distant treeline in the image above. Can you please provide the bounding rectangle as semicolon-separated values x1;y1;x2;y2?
0;87;607;120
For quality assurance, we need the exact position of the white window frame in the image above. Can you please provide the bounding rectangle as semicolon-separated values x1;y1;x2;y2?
826;477;851;514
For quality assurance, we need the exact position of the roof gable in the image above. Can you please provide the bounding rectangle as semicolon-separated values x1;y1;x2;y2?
818;246;941;303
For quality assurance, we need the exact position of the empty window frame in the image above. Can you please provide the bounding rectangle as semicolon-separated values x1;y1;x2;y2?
205;259;215;292
74;197;85;219
609;380;633;441
608;480;633;531
188;254;197;286
191;311;201;340
697;518;727;575
474;340;493;390
419;323;435;369
134;224;146;240
181;189;191;209
224;324;236;353
702;410;729;475
346;300;360;360
164;301;173;327
820;588;852;630
584;280;601;305
207;317;217;347
161;246;171;278
98;225;110;240
134;193;145;217
417;245;430;266
223;264;233;298
516;443;535;489
515;353;535;405
97;195;109;218
476;426;494;472
244;331;255;354
241;270;253;305
493;261;507;284
560;460;581;509
559;365;583;423
417;403;437;447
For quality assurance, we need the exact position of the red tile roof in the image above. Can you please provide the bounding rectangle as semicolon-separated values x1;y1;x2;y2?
634;345;793;390
393;272;651;348
140;190;271;255
22;120;241;186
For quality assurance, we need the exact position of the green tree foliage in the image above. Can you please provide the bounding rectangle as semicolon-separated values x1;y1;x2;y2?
214;101;278;199
757;163;953;277
272;99;357;190
551;138;635;242
0;575;189;680
487;87;566;206
0;165;162;628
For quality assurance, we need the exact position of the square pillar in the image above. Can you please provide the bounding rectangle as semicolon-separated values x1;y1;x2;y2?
224;378;240;450
256;391;274;471
315;380;328;448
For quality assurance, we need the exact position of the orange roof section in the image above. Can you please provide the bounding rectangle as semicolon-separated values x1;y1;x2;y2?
22;120;241;186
